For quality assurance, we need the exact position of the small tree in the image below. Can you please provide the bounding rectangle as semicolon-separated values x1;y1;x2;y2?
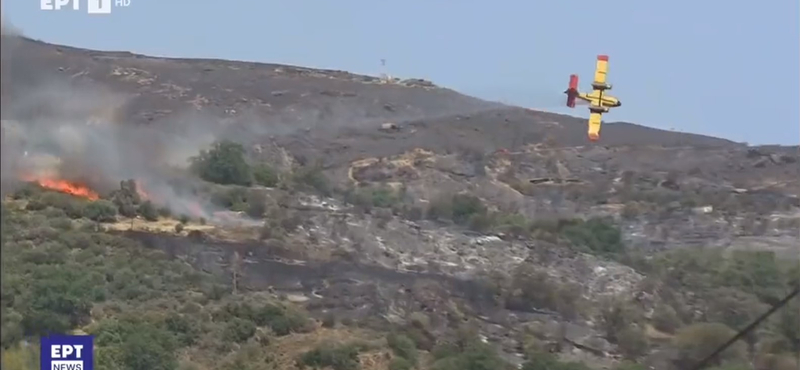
189;140;253;186
252;164;279;187
137;201;159;222
451;194;486;225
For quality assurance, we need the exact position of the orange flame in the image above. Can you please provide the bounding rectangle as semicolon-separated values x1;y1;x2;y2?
188;202;205;218
134;180;150;200
24;176;99;200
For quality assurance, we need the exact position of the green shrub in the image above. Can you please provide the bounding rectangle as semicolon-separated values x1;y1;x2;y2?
291;164;331;196
430;340;508;370
84;200;118;222
345;186;402;209
190;140;253;186
119;322;178;370
163;313;199;346
217;302;311;336
719;251;784;304
12;182;44;200
560;217;624;256
389;357;414;370
252;164;279;187
39;192;87;219
451;194;486;225
137;201;159;221
387;333;418;365
210;186;247;210
298;342;361;370
25;199;46;211
223;318;257;343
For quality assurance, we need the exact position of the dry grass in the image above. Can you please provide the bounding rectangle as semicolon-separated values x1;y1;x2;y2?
644;323;674;342
105;216;215;233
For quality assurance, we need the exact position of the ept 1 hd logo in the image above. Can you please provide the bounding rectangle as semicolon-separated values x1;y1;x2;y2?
40;0;131;14
41;335;94;370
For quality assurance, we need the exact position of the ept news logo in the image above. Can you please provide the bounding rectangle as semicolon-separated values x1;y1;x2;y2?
40;335;94;370
40;0;131;14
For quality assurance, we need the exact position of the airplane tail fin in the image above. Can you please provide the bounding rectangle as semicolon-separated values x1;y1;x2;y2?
565;74;579;108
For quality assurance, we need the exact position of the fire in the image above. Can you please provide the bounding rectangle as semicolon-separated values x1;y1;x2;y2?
24;176;99;200
188;202;205;218
134;180;150;200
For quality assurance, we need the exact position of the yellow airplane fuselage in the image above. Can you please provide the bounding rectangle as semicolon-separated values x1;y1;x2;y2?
577;91;621;109
577;89;621;142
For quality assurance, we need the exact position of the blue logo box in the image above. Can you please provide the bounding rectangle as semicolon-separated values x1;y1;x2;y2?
40;335;94;370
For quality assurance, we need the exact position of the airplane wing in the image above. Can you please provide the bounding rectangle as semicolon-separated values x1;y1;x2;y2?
593;55;609;86
587;112;602;141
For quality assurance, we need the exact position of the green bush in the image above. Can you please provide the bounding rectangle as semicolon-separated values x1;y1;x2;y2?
119;322;178;370
215;302;311;337
223;318;257;343
252;164;279;187
430;340;508;370
451;194;486;225
39;192;87;219
110;179;143;217
387;333;418;365
425;193;489;229
291;164;331;196
298;342;361;370
345;186;402;210
211;186;248;211
503;265;586;319
163;313;199;346
389;357;414;370
560;217;624;256
85;200;118;222
137;201;159;221
719;251;784;304
190;140;253;186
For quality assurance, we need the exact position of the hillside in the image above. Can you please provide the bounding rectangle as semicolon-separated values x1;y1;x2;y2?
1;34;798;370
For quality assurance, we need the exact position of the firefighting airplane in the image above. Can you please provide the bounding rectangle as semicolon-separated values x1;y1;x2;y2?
564;55;621;142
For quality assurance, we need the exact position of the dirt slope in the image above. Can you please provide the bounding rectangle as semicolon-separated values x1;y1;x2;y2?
2;35;741;164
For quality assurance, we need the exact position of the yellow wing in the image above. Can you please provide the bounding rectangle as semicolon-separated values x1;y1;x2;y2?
588;112;602;141
593;55;609;86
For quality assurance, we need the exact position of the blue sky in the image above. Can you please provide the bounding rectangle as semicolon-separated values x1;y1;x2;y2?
4;0;799;145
